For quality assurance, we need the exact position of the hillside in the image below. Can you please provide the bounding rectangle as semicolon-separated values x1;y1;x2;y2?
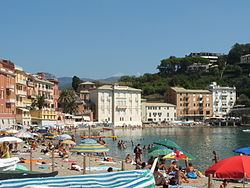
119;43;250;106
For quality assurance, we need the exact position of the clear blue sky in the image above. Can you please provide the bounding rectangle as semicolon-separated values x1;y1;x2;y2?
1;0;250;79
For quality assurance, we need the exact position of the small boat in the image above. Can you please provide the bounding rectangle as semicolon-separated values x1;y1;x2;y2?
102;127;113;131
242;129;250;132
0;157;19;171
0;170;58;180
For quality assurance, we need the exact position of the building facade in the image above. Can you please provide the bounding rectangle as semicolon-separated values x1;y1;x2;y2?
165;87;213;121
187;52;220;63
241;54;250;64
0;59;16;129
90;84;142;127
208;82;236;117
15;65;31;126
141;102;177;122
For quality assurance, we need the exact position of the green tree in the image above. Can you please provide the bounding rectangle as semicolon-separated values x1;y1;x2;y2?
72;76;82;91
31;95;46;110
58;90;78;114
228;43;250;64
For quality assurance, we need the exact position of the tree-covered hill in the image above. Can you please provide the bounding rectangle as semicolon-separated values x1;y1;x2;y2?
119;43;250;106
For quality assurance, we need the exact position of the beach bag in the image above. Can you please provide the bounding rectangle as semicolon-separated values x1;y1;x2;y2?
187;172;198;179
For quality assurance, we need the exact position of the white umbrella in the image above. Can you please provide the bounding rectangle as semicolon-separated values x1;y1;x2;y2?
54;134;72;140
6;129;19;134
0;136;23;143
14;131;34;139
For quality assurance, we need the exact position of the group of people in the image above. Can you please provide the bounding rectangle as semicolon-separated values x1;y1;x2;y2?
117;140;126;149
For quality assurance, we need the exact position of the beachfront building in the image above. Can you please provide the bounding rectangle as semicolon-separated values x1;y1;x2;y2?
141;102;177;122
208;82;236;117
15;65;31;126
90;84;142;127
0;59;16;129
30;74;57;126
241;54;250;64
187;52;221;63
164;87;213;121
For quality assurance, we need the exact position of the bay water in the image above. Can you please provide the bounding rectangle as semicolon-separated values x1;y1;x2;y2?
101;127;250;172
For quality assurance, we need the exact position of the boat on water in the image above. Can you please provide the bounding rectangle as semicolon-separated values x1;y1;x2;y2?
242;129;250;132
0;169;155;188
0;157;19;171
0;170;58;180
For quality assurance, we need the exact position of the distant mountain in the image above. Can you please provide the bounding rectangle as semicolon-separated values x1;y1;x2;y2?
58;76;121;90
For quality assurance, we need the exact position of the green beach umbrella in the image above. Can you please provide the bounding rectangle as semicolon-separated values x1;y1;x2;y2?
43;133;54;137
149;148;173;157
153;139;182;150
148;145;168;153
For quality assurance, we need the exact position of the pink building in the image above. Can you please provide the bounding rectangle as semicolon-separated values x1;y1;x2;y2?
0;59;16;128
48;78;59;109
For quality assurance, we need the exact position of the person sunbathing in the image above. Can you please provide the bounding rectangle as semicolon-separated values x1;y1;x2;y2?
153;166;167;186
125;154;133;163
157;159;168;171
167;161;179;174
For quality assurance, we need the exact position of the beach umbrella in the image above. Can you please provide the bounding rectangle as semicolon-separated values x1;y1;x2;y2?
54;134;72;140
14;131;34;139
233;147;250;155
149;148;173;157
70;142;109;174
163;150;195;160
70;142;109;153
153;139;182;150
37;129;48;133
0;136;23;143
205;155;250;179
81;138;97;143
43;133;54;137
61;140;76;145
6;129;18;134
29;124;39;128
148;145;167;153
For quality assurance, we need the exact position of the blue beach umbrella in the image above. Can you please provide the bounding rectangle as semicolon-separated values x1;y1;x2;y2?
81;138;97;143
233;147;250;155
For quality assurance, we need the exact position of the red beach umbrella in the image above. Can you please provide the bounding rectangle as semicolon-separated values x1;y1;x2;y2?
205;155;250;179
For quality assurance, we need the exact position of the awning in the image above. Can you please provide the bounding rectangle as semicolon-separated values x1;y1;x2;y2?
17;108;29;112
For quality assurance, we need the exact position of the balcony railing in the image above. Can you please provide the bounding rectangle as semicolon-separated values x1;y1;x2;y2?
16;79;27;85
16;90;27;96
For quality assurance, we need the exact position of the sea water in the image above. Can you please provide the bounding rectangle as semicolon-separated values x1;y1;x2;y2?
101;127;250;172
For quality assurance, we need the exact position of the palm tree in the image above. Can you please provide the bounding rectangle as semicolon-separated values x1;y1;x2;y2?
58;90;77;114
30;95;46;110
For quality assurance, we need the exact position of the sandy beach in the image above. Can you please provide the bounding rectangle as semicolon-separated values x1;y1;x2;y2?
10;137;244;188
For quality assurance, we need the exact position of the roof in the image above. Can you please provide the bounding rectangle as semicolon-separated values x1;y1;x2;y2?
170;87;211;94
79;81;95;85
97;85;141;92
241;54;250;57
145;102;175;107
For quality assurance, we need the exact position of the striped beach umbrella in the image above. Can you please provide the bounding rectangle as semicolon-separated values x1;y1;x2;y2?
54;134;72;140
81;138;97;143
70;142;109;153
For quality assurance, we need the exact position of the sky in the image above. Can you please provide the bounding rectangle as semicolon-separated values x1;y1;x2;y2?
0;0;250;79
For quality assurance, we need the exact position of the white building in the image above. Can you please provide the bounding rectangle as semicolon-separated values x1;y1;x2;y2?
142;102;177;122
187;52;220;63
208;82;236;117
90;84;142;127
241;54;250;63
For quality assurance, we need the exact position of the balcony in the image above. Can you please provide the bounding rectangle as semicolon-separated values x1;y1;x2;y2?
16;102;26;108
116;105;127;109
16;79;26;85
44;98;53;103
16;90;27;96
27;81;34;87
6;98;16;103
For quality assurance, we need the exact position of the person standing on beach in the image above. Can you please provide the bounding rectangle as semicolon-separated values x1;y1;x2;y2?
212;151;219;163
134;144;142;162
